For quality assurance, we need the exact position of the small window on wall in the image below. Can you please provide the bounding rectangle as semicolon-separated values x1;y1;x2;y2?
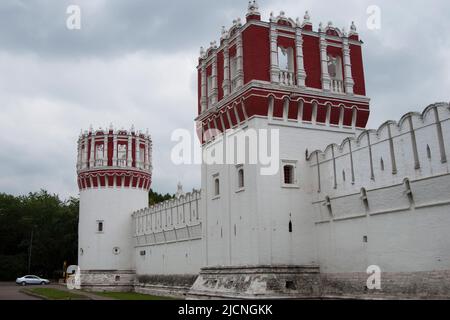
284;165;294;184
281;160;299;188
97;220;104;233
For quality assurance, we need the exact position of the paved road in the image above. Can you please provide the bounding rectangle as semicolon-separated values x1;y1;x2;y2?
0;282;41;300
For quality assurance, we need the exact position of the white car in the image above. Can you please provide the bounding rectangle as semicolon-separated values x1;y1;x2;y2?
16;275;50;286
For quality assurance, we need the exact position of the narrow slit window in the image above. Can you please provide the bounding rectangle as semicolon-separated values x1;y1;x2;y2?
238;168;244;188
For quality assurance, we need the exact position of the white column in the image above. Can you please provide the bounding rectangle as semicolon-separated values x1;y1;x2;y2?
127;134;132;167
112;133;118;166
236;34;244;88
200;63;207;112
135;137;141;169
76;139;81;170
319;27;331;91
89;135;95;168
342;35;355;95
144;138;149;170
295;27;306;87
103;133;108;166
83;135;89;169
211;56;218;105
222;45;230;96
269;23;279;83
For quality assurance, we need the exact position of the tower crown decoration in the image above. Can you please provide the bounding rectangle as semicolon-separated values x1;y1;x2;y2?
76;126;152;191
195;4;369;144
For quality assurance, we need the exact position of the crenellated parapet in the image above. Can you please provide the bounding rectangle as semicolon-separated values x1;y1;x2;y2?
76;125;152;191
132;189;202;247
307;102;450;222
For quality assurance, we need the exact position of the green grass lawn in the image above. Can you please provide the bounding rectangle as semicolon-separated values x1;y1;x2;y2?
25;287;88;300
92;291;175;300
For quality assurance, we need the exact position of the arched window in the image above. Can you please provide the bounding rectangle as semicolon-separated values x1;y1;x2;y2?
327;54;344;93
95;144;104;166
283;165;294;184
238;168;244;188
214;178;220;196
117;144;127;167
278;46;293;71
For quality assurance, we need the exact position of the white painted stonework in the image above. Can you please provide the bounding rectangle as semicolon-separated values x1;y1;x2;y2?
76;4;450;297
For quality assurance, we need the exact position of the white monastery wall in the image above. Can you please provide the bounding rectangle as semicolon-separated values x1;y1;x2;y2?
132;190;202;275
308;103;450;274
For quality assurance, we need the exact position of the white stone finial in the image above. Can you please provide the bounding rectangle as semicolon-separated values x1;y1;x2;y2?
200;46;205;56
350;21;357;32
131;124;135;132
247;0;259;15
89;124;93;132
109;123;113;131
236;17;242;26
342;26;347;37
304;10;310;23
280;11;285;17
270;11;275;22
319;22;324;32
176;182;184;199
328;21;333;27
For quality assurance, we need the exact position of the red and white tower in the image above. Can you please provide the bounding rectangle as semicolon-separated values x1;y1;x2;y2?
192;2;371;297
76;125;152;291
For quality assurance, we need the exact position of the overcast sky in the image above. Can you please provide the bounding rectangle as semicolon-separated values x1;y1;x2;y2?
0;0;449;200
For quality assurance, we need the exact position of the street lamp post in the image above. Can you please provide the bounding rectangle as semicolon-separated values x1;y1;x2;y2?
28;227;34;274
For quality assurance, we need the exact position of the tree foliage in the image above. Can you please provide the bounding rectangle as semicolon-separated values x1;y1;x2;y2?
0;190;78;280
148;189;174;206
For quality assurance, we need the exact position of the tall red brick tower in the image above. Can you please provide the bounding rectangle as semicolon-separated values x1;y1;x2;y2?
196;1;369;142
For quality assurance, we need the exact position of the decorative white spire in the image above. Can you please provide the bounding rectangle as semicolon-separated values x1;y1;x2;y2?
303;10;311;23
270;11;275;22
247;0;260;16
319;22;324;32
176;182;184;199
350;21;357;33
200;46;205;57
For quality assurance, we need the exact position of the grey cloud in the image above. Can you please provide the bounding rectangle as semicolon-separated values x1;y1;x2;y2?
0;0;449;199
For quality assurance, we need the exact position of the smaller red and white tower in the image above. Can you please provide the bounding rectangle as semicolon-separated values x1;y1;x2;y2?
76;125;152;291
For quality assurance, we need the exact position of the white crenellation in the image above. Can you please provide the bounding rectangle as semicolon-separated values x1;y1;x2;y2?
308;103;450;204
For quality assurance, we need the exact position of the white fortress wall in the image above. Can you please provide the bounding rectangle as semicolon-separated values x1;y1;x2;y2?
132;190;202;275
307;103;450;274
